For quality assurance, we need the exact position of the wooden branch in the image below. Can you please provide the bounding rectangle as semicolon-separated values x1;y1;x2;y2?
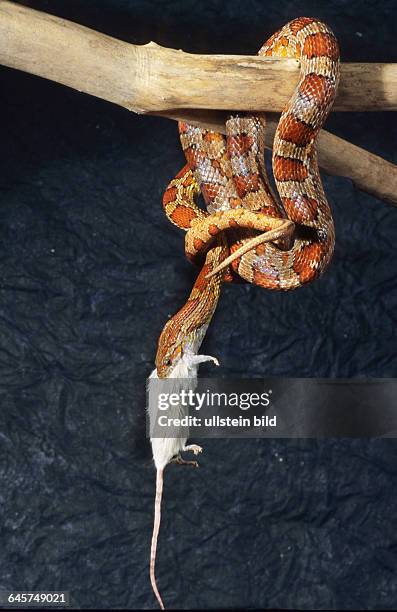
0;1;397;205
1;1;397;112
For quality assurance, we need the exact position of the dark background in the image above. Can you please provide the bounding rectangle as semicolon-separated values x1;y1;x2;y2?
1;0;397;609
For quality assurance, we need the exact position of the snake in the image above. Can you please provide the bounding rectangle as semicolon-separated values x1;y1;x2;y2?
154;17;340;380
149;17;340;609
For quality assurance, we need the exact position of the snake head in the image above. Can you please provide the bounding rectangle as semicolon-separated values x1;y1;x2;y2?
154;317;218;379
155;318;184;378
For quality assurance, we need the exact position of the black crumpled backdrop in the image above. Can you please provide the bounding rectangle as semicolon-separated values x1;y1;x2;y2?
1;0;397;609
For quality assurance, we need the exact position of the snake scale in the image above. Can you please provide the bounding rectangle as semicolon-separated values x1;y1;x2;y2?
149;17;340;609
155;17;340;379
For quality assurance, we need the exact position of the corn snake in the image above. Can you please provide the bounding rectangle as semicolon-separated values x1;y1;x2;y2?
154;17;340;379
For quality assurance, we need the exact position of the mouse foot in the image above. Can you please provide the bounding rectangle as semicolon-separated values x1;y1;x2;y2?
172;454;199;468
182;444;203;456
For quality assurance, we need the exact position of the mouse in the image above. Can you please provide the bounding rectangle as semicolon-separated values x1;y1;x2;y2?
147;350;218;609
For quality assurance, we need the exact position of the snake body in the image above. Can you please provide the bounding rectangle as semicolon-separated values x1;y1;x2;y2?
155;16;340;379
149;18;340;610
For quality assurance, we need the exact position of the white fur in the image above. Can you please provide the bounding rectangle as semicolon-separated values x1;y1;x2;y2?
148;352;219;469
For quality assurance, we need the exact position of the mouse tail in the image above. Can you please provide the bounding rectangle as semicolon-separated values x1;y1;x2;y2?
150;467;165;610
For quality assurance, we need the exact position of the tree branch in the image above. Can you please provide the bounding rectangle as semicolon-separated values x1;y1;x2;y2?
1;1;397;205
